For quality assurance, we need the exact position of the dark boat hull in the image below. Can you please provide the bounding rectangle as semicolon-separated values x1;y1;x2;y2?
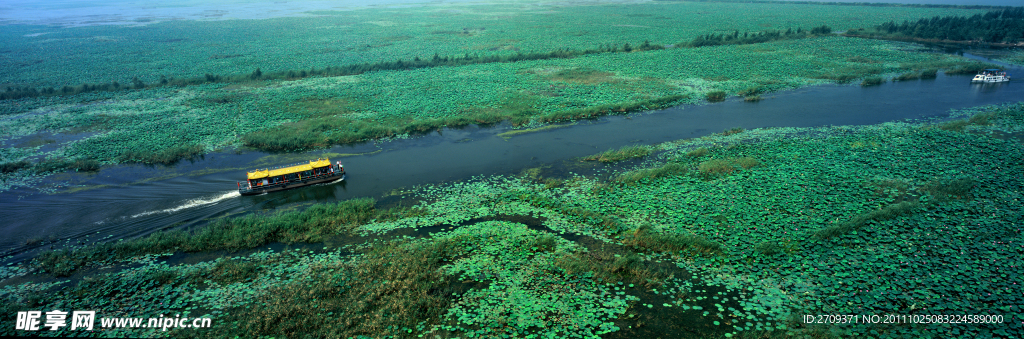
239;172;345;196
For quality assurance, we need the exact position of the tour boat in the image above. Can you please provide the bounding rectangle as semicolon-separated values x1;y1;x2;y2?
971;69;1011;83
238;158;345;195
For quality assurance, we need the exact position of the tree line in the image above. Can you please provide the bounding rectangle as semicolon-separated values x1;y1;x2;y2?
1;27;828;101
866;8;1024;44
685;25;832;47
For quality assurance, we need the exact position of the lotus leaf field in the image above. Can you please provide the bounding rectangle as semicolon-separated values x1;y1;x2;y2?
1;32;995;192
2;102;1022;338
0;2;988;88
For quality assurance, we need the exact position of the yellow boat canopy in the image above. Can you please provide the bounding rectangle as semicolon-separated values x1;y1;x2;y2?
247;158;332;180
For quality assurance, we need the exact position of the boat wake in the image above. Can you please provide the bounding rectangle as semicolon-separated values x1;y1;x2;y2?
130;191;240;218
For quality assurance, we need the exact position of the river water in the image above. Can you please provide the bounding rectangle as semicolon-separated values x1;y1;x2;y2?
1;58;1021;263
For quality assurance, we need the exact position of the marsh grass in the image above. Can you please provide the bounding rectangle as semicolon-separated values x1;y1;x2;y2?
721;127;745;136
533;234;557;252
919;68;938;79
584;145;651;163
744;95;762;102
245;94;685;152
540;95;686;123
1;160;32;173
554;250;666;287
868;178;912;201
893;72;921;81
945;63;994;75
686;147;710;158
933;112;995;132
860;76;885;86
513;192;627;232
919;178;974;201
547;68;616;84
814;201;919;240
698;159;735;177
614;162;688;184
497;125;569;138
33;198;421;276
706;90;727;102
817;64;885;83
220;237;466;338
200;259;260;285
543;178;565;190
697;157;759;179
936;119;970;131
31;158;102;173
737;86;766;97
623;224;722;257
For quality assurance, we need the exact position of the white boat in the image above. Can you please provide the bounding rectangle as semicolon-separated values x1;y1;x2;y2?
971;69;1011;83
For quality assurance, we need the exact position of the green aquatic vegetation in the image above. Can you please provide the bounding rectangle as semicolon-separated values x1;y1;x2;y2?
721;127;746;136
706;90;728;102
118;143;205;165
919;177;975;201
919;68;938;79
496;124;571;138
10;102;1024;338
221;238;464;338
1;34;991;177
554;249;666;288
697;157;759;179
997;50;1024;66
623;224;723;256
203;258;260;285
686;147;711;158
860;76;885;86
0;160;32;173
0;1;986;89
813;201;920;239
893;71;921;81
32;198;421;276
584;145;652;163
614;162;689;185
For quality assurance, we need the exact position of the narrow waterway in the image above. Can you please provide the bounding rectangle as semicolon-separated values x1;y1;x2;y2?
1;63;1021;263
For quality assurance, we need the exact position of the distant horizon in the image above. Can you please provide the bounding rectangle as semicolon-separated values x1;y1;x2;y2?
0;0;1018;27
782;0;1021;7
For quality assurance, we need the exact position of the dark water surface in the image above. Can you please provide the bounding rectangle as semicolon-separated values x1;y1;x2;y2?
2;65;1022;263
